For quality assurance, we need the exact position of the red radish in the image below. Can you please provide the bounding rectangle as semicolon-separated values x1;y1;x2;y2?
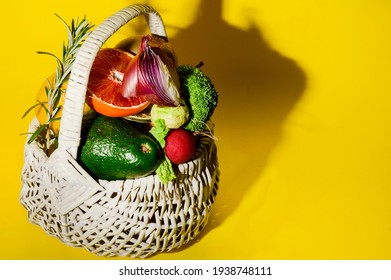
165;128;196;164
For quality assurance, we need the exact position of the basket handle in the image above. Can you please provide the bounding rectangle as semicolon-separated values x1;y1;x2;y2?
58;4;167;158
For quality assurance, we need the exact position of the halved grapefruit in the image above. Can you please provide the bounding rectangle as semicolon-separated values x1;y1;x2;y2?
86;48;150;117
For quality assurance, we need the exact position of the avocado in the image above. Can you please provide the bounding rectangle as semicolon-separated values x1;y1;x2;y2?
79;115;163;180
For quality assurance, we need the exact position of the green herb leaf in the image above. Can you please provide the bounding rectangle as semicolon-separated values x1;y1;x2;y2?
21;101;47;119
27;124;47;144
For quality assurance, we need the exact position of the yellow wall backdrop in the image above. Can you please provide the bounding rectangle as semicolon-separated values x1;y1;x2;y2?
1;0;391;259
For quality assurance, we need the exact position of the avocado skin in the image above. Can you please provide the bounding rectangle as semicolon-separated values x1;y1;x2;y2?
79;115;163;180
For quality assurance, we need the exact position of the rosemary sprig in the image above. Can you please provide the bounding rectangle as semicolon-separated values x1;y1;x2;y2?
22;15;94;155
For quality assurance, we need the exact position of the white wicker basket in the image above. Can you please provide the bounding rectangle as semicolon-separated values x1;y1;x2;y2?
20;4;219;258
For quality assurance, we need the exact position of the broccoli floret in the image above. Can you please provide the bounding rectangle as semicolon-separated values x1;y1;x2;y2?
177;64;218;132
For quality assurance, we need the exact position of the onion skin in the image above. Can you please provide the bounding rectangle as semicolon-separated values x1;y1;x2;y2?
122;35;181;107
121;53;139;98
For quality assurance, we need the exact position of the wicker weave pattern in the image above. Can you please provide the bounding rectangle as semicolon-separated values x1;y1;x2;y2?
21;118;219;257
20;4;219;258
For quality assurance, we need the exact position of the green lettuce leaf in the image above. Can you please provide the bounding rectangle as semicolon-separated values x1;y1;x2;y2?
156;156;176;184
149;119;176;184
149;118;169;147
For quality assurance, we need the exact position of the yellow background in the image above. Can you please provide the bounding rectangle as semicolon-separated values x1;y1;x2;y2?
1;0;390;259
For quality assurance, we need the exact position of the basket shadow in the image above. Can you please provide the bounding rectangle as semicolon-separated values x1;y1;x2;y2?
166;0;307;253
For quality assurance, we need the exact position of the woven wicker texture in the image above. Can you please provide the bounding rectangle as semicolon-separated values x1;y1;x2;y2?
20;4;219;258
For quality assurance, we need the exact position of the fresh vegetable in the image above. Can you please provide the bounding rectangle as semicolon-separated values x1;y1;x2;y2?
149;118;169;147
122;34;181;106
177;64;218;132
150;104;189;129
79;115;163;180
156;156;177;184
164;128;196;164
149;119;176;183
86;48;150;117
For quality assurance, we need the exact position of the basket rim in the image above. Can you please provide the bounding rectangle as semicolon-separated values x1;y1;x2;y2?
26;117;216;184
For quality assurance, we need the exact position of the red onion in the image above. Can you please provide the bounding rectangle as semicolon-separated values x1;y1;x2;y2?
122;35;181;106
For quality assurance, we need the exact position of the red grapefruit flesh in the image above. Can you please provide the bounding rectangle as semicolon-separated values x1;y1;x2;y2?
86;48;150;117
